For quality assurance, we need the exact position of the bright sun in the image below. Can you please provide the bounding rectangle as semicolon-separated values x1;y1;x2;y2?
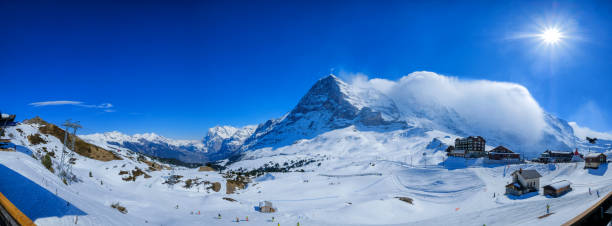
539;28;563;44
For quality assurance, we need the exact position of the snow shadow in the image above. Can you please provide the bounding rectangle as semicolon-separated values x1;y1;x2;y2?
506;191;538;200
0;164;86;220
588;163;608;176
440;157;496;170
14;145;33;156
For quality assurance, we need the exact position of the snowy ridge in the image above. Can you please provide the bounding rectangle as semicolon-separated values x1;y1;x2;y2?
80;131;208;163
80;125;257;163
241;75;406;151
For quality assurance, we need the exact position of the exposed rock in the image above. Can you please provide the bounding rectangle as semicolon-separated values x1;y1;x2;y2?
211;182;221;192
198;166;215;172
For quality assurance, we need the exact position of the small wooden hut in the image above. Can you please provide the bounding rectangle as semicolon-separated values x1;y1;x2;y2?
543;180;572;197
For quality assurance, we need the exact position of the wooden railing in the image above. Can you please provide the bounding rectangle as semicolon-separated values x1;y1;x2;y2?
563;191;612;226
0;191;35;226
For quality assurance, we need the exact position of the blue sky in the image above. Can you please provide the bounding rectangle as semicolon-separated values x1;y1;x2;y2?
2;0;611;139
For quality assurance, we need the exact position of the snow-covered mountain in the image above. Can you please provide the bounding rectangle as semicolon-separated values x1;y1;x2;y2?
80;125;256;163
235;74;581;158
242;75;406;151
80;131;208;163
202;125;257;160
81;73;599;161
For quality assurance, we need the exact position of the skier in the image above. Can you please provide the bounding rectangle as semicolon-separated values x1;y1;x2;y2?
597;190;600;197
546;204;550;214
272;216;275;222
589;187;592;195
218;213;222;219
246;216;248;221
236;217;239;223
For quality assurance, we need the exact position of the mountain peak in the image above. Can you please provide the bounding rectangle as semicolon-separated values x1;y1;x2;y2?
241;74;403;150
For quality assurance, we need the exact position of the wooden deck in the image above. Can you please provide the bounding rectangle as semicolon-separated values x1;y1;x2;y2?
0;191;35;226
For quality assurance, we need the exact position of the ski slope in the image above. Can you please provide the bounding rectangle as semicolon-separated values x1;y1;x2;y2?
2;145;612;226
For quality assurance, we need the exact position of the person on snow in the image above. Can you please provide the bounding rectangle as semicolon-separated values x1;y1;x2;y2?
218;213;221;219
546;204;550;214
272;216;275;222
236;217;239;222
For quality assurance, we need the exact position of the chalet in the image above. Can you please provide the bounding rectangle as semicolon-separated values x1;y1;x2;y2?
543;180;572;197
488;146;520;160
585;153;607;169
538;150;574;163
455;136;486;158
506;169;542;196
258;201;276;213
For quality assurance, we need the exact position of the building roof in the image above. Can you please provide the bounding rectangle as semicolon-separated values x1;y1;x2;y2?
259;201;273;207
456;136;485;141
585;153;606;158
506;182;521;189
545;180;571;190
548;150;573;155
490;146;513;153
513;169;542;179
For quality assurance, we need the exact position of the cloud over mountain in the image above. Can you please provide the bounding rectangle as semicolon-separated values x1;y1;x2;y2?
350;71;547;145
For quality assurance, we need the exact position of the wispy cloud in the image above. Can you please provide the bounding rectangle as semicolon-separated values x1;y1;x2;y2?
29;100;84;107
29;100;115;112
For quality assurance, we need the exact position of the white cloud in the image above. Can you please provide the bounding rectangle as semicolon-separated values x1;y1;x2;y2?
568;122;612;141
29;100;83;107
350;71;547;144
29;100;115;111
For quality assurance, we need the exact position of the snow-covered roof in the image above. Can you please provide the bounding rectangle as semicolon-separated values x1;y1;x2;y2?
259;201;273;207
545;180;571;190
586;153;605;158
1;113;9;118
514;169;542;179
549;151;572;155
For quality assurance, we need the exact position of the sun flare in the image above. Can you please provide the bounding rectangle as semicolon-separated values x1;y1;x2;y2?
539;27;563;44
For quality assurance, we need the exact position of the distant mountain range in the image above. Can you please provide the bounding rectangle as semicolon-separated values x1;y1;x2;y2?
81;73;610;162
